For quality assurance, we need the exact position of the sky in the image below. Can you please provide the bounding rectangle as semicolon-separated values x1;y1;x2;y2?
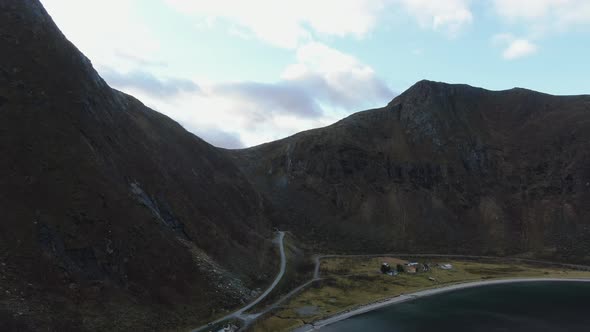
40;0;590;148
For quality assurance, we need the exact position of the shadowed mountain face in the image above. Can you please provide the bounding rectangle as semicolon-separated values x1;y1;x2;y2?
234;80;590;262
0;1;276;331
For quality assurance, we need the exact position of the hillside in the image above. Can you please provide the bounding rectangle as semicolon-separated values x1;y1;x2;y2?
0;1;277;331
233;80;590;262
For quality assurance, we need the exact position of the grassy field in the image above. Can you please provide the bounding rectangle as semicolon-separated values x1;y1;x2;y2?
249;257;590;332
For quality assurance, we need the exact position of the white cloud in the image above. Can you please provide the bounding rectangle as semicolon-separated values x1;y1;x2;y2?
399;0;473;36
493;34;538;60
165;0;475;48
493;0;590;32
503;39;538;59
165;0;387;49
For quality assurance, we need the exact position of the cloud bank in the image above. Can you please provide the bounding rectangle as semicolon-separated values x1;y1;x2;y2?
165;0;475;49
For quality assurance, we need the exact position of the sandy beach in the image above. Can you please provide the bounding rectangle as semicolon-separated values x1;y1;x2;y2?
292;277;590;332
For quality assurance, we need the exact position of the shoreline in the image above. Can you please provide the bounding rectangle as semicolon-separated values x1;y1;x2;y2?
292;277;590;332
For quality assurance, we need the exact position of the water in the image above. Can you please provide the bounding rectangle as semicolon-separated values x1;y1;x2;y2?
320;282;590;332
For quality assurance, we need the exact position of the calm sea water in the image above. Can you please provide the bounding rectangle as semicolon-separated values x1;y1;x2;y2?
320;282;590;332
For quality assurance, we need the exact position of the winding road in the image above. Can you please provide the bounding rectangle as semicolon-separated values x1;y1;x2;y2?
192;231;286;332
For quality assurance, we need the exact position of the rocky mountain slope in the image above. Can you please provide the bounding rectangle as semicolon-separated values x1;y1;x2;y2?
0;1;277;331
234;80;590;263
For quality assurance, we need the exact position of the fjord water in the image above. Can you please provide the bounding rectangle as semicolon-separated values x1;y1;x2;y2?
320;282;590;332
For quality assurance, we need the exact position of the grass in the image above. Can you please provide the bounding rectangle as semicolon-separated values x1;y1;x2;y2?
320;256;406;277
249;257;590;332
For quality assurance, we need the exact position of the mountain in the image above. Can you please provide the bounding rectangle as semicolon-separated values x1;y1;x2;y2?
4;0;590;331
233;80;590;262
0;1;277;331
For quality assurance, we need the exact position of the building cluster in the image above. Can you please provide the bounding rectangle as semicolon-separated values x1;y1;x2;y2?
380;261;453;276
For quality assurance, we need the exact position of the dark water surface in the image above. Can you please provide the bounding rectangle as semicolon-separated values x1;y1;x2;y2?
320;282;590;332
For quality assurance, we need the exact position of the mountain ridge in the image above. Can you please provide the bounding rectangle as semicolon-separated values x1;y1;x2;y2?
232;78;590;261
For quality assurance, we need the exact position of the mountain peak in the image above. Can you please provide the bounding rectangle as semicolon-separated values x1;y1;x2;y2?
407;79;483;95
388;80;487;108
2;0;107;102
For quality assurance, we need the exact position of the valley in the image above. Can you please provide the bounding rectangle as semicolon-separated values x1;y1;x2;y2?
2;1;590;331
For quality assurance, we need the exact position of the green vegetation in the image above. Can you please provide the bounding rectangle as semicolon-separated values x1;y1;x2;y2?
250;257;590;332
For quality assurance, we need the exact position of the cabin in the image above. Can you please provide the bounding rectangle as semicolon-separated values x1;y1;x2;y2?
405;265;417;274
404;263;417;274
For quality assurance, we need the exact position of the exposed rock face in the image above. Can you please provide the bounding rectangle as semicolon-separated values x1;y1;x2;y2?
0;1;276;330
234;80;590;262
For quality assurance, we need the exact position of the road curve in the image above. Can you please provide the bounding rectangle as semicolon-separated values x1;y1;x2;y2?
239;231;287;313
191;231;286;332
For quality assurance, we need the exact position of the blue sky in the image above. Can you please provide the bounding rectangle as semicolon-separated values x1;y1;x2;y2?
40;0;590;148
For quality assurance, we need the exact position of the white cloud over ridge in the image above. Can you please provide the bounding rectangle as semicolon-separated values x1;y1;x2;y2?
101;68;200;97
282;42;392;110
493;34;538;60
103;42;394;148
